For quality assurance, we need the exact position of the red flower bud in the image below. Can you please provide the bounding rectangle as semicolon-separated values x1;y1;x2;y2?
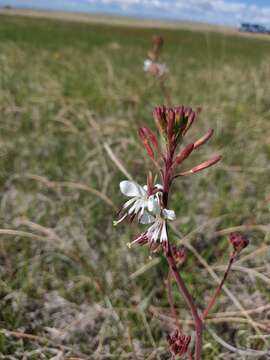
138;127;154;159
153;106;167;135
172;246;187;266
174;106;184;126
177;154;222;176
147;171;155;195
229;232;249;253
141;126;159;152
148;35;164;61
167;108;175;140
182;110;196;136
152;35;164;49
184;107;192;117
175;143;194;165
194;129;214;150
167;330;191;357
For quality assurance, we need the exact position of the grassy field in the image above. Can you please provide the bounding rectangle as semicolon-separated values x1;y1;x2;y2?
0;13;270;359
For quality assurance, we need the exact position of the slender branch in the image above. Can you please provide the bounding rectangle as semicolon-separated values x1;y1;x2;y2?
166;245;203;360
159;79;172;106
202;252;236;320
166;269;182;332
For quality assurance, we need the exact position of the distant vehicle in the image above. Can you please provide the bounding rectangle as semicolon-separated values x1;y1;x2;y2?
239;23;270;34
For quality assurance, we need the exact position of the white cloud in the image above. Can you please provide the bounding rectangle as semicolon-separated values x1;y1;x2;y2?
2;0;270;26
88;0;270;26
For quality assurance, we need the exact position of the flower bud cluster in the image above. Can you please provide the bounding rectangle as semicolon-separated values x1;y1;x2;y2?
229;232;249;253
167;330;191;358
153;106;196;144
115;106;222;253
144;60;168;78
148;35;164;62
171;246;187;266
144;35;169;79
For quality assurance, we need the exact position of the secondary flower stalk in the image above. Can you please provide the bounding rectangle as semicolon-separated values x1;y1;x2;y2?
202;233;249;320
144;36;171;105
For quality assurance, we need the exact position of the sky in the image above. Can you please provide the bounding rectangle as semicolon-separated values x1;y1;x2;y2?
1;0;270;27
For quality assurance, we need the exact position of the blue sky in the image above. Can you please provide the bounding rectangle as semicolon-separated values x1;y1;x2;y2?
1;0;270;27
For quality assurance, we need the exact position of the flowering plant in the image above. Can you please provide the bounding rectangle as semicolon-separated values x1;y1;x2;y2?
114;106;248;359
144;35;171;104
144;59;168;78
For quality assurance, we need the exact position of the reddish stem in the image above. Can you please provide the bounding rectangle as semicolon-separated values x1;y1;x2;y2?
166;269;182;332
166;245;203;360
163;144;203;360
202;252;236;320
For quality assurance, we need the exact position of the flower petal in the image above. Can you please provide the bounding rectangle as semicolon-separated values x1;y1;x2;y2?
144;59;152;71
152;224;161;242
163;209;176;221
160;222;168;243
147;196;160;213
120;181;145;197
139;212;155;224
122;197;136;209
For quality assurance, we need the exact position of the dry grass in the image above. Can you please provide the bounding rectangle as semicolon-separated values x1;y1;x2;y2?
0;14;269;359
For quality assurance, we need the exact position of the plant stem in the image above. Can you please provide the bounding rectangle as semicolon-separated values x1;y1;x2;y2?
159;79;172;106
166;269;182;332
202;252;236;320
162;145;203;359
166;245;203;360
162;142;205;359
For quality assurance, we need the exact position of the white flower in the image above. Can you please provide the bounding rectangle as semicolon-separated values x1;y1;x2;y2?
113;180;162;226
144;59;153;72
128;206;176;248
143;59;169;78
157;63;168;77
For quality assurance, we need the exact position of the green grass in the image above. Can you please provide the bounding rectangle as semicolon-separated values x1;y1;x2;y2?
0;14;270;359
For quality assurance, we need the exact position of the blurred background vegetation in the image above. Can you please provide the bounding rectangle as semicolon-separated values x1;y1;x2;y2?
0;13;270;359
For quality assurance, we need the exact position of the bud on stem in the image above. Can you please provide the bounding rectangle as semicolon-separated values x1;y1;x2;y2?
194;129;214;150
175;155;222;177
175;143;194;165
138;126;160;160
138;128;154;159
229;232;249;253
